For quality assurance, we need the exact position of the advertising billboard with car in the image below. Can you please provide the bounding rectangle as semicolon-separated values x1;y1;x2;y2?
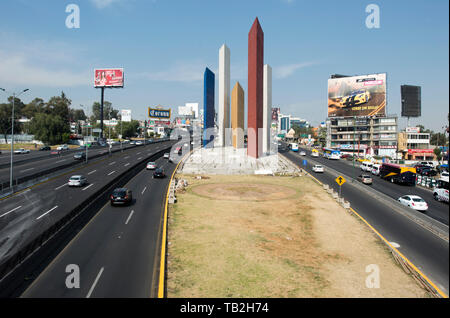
94;68;124;88
328;73;386;118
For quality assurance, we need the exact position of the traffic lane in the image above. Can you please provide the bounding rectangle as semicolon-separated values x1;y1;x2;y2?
298;146;449;226
22;156;175;297
0;143;138;184
284;150;449;294
0;142;176;262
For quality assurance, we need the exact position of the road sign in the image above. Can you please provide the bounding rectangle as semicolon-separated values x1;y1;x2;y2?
302;159;307;166
335;176;346;186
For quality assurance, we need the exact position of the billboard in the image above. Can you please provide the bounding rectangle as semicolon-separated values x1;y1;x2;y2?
148;108;171;119
94;68;124;88
328;73;386;118
121;109;131;122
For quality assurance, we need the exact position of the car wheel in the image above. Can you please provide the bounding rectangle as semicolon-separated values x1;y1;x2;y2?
434;193;439;201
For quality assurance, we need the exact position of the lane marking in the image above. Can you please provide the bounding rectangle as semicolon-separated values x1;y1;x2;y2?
137;157;142;160
82;184;94;191
86;267;104;298
55;183;67;190
0;206;22;218
109;162;116;166
125;156;130;159
137;152;141;155
36;205;58;220
389;242;401;248
141;187;147;195
124;163;130;167
125;210;134;225
107;171;116;176
20;168;34;173
88;170;97;175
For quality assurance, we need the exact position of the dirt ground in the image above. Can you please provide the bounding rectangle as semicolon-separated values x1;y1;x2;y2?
166;174;429;298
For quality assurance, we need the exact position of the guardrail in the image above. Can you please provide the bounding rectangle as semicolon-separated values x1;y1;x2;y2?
0;144;174;288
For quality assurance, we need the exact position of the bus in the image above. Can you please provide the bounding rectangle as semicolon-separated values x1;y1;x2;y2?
289;143;299;152
379;163;416;186
433;174;449;203
323;148;341;160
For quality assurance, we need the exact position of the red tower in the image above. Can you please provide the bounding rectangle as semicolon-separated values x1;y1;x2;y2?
247;17;264;158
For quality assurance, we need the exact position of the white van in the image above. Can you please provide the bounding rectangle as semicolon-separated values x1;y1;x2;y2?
371;164;381;176
360;161;373;172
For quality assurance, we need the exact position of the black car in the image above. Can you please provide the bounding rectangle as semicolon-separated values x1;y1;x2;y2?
39;146;51;151
110;188;133;206
73;152;86;160
419;167;437;177
153;168;165;178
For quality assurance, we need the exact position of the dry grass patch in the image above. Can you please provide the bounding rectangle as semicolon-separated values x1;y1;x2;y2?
166;174;429;298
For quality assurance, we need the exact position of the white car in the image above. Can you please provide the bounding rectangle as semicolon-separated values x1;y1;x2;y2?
299;151;307;156
14;148;30;154
163;153;170;159
146;162;157;170
68;175;87;187
312;165;324;173
311;152;319;157
135;141;143;146
398;195;428;212
57;144;69;151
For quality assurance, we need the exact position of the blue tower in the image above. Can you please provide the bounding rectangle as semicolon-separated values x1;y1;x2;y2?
203;67;215;148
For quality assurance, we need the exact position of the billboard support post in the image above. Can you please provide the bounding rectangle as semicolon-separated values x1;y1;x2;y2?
100;87;104;140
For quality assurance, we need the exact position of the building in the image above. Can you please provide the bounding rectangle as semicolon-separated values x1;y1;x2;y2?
328;115;398;158
397;127;436;160
178;103;199;119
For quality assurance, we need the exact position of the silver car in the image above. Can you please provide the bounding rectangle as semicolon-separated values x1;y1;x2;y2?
68;175;87;187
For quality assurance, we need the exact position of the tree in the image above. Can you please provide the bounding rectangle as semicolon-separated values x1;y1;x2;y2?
121;120;139;138
29;113;70;145
90;101;119;122
46;92;71;125
21;98;46;119
434;147;442;162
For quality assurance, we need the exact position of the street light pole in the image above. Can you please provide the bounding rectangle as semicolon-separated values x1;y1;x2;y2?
0;88;29;189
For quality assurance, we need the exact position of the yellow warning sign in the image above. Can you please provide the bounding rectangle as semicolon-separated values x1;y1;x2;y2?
335;176;346;186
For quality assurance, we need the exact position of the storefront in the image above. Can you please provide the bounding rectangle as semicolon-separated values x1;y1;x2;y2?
406;149;436;161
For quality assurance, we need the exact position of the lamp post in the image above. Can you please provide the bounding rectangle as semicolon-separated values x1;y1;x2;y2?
0;88;29;189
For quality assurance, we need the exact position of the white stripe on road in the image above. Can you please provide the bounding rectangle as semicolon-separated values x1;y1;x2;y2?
137;152;141;155
36;206;58;220
124;163;130;167
82;184;94;191
20;168;34;173
55;183;67;190
137;157;142;160
0;206;22;218
125;210;134;225
108;171;116;176
141;187;147;195
125;156;130;159
86;267;104;298
109;162;116;165
88;170;97;175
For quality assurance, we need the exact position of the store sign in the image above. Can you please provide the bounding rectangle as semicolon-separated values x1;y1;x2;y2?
406;127;420;133
407;149;434;154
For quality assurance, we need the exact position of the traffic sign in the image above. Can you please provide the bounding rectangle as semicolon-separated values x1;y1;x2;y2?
335;176;346;186
302;159;307;166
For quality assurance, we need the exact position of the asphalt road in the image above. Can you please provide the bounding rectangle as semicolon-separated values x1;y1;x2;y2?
0;142;156;187
296;145;449;226
281;147;449;296
0;140;177;270
21;155;175;297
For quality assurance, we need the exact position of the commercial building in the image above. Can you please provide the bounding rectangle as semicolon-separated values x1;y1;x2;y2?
397;127;436;160
327;115;398;158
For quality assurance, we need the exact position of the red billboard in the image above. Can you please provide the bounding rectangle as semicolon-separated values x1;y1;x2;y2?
94;68;124;88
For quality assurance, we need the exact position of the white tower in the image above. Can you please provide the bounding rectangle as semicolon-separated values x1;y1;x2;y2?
218;44;230;147
263;64;272;154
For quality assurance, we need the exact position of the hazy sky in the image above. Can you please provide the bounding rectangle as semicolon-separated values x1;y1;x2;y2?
0;0;448;131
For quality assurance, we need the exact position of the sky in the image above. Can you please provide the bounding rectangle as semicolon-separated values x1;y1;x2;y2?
0;0;448;131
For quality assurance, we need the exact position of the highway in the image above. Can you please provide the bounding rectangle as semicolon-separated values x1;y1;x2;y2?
21;155;176;297
281;146;449;296
0;142;156;188
0;139;177;284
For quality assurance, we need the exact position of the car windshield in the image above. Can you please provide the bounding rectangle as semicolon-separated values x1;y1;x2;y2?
149;162;155;165
70;177;80;180
412;198;425;202
113;189;126;196
363;175;371;178
156;168;163;173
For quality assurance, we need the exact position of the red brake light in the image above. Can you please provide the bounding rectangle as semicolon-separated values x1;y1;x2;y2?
110;195;114;199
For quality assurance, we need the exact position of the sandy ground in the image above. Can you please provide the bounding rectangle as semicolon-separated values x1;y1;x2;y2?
166;174;429;298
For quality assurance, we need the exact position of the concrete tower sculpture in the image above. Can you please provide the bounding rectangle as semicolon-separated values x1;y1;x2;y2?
218;44;231;147
231;82;245;149
203;67;215;148
247;17;264;158
263;64;272;155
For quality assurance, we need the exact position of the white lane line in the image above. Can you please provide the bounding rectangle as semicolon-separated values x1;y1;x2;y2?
82;184;94;191
125;156;130;159
88;170;97;175
137;152;141;155
390;242;401;248
86;267;104;298
55;159;66;163
141;186;147;195
36;206;58;220
137;157;142;160
0;206;22;218
107;171;116;176
55;183;67;190
125;210;134;225
20;168;34;173
109;161;116;165
124;163;130;167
